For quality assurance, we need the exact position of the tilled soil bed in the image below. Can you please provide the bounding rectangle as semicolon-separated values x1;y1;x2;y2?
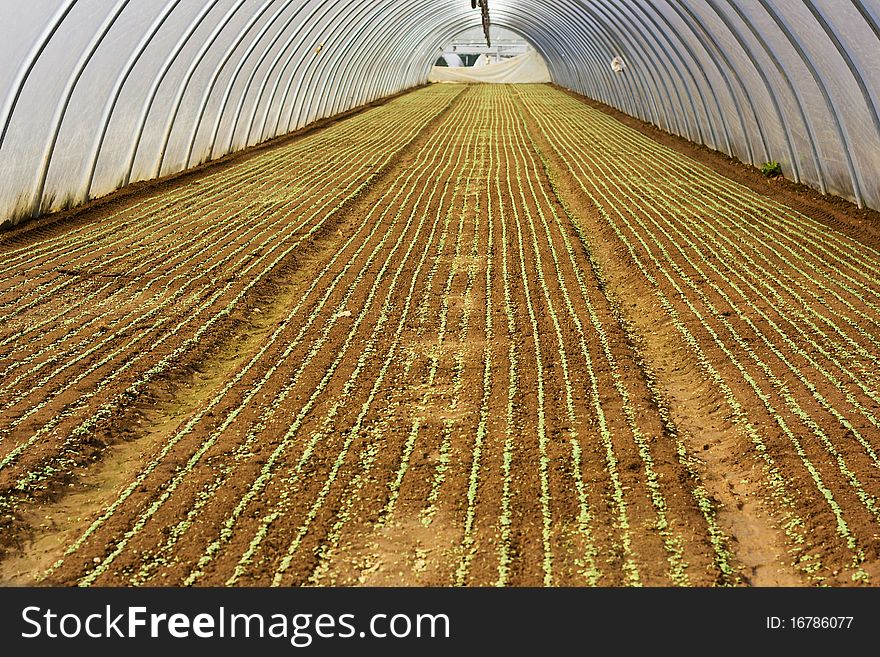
1;83;878;587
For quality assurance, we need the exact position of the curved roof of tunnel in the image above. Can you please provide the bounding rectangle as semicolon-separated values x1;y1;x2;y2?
1;0;879;226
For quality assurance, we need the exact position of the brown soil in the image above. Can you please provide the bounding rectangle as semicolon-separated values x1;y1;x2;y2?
1;83;878;587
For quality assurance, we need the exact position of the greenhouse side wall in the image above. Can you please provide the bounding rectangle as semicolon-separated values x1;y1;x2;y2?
1;0;879;229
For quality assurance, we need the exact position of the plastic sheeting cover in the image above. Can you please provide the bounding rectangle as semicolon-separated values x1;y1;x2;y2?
428;50;551;84
439;52;465;67
1;0;879;227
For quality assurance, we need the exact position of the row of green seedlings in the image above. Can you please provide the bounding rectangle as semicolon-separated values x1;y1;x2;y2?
538;89;880;439
566;104;879;580
55;88;474;584
420;95;490;537
524;89;840;560
654;172;880;365
494;86;522;587
104;139;450;587
376;135;466;548
57;88;479;586
307;120;489;586
520;87;868;582
478;86;601;586
516;88;706;585
397;114;474;534
536;88;880;530
428;92;488;586
357;128;479;570
0;85;465;286
0;87;467;520
0;94;432;335
503;87;646;586
459;87;632;586
391;104;486;533
410;85;705;587
243;102;481;589
222;93;483;588
128;163;433;587
589;127;880;482
509;87;713;585
496;90;557;586
520;88;815;579
0;87;462;399
0;103;428;380
0;106;433;477
427;87;548;586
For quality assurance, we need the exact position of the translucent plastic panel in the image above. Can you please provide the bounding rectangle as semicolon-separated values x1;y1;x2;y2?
1;0;879;227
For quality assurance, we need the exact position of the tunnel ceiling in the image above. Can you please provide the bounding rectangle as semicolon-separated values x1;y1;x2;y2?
1;0;879;226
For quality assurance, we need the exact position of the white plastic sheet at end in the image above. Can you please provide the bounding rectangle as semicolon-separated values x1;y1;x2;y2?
428;50;551;84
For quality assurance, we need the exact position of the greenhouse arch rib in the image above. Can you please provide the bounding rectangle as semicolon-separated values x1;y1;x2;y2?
1;0;879;225
753;0;866;207
81;0;183;202
0;0;77;149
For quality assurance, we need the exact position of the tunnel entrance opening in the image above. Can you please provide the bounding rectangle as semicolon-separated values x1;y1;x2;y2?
429;25;550;83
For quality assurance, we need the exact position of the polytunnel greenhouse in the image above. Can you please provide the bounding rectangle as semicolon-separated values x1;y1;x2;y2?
0;0;879;589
